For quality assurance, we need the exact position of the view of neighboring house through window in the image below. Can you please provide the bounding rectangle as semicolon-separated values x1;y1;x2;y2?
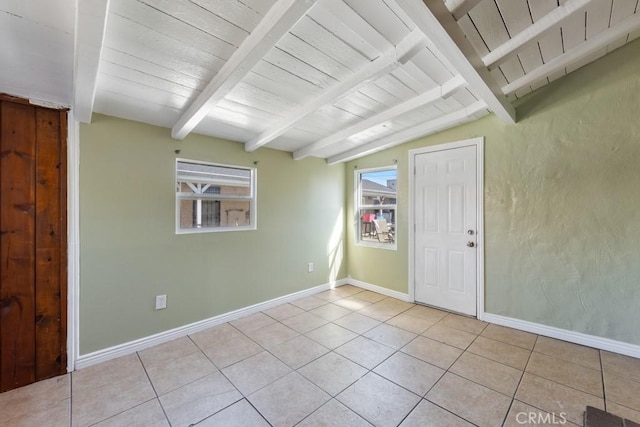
176;160;256;233
356;166;397;248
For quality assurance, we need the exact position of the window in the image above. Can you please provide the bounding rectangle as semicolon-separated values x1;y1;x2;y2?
176;159;256;233
356;166;397;248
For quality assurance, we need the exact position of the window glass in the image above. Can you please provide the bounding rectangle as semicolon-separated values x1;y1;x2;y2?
356;167;397;247
176;160;256;233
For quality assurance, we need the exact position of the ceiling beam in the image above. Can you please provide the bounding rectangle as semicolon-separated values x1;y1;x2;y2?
171;0;318;140
395;0;516;124
244;29;428;152
502;11;640;96
293;74;467;160
327;100;488;164
483;0;594;70
444;0;483;21
73;0;111;123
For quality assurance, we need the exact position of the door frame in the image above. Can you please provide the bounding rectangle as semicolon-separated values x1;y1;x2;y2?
408;137;485;320
67;113;80;372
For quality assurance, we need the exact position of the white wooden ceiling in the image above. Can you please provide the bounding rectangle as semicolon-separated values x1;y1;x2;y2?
2;0;639;163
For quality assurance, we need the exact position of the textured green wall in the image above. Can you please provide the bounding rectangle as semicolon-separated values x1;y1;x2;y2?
346;40;640;345
79;116;346;354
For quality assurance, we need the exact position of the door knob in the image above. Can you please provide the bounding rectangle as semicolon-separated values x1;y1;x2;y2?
467;241;475;247
467;229;474;235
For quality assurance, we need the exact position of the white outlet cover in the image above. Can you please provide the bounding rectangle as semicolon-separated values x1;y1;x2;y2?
308;262;314;273
156;295;167;310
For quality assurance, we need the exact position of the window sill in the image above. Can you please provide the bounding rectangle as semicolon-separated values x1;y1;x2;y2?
355;241;397;251
176;226;256;234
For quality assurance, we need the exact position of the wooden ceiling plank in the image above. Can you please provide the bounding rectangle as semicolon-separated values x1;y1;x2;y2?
98;73;191;110
244;28;428;152
374;75;418;100
561;3;587;51
74;0;110;123
226;81;301;113
276;31;353;79
105;14;224;80
140;0;248;46
502;11;640;95
189;0;267;32
193;117;257;143
411;48;456;85
309;0;393;58
468;0;511;50
483;0;594;70
294;74;467;159
326;100;488;164
393;64;439;92
291;16;378;70
262;48;337;89
94;88;181;128
394;0;516;124
610;0;638;25
252;60;324;95
444;0;483;20
171;0;318;140
243;71;318;105
586;0;613;39
112;0;241;58
528;0;563;66
343;0;411;45
347;90;387;110
516;44;544;74
495;0;532;35
497;56;524;83
216;99;283;123
99;61;196;97
101;47;207;90
493;0;543;73
457;14;490;55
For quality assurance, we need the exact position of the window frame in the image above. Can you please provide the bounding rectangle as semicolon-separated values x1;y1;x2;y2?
175;158;257;234
354;165;397;250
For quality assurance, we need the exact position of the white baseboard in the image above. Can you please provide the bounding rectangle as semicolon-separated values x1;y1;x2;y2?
483;313;640;359
346;277;411;302
75;278;349;370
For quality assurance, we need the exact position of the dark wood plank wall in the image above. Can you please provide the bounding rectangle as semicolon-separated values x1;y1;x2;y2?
0;96;67;392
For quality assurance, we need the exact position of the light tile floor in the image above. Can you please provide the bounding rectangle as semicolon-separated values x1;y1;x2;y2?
2;284;640;426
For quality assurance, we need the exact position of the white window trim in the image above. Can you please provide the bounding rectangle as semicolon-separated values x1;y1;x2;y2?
354;165;397;250
175;158;257;234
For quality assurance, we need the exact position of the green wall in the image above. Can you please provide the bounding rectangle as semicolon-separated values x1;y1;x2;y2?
79;116;347;354
80;40;640;354
346;39;640;345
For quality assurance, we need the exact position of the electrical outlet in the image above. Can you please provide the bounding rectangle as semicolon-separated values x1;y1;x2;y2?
155;294;167;310
308;262;314;273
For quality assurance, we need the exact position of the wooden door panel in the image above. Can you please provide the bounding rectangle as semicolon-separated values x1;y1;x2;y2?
0;101;37;391
0;97;67;392
34;108;67;380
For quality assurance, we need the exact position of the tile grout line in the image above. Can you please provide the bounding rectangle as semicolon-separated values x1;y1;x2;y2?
187;332;266;426
500;333;540;427
135;351;171;426
599;349;607;412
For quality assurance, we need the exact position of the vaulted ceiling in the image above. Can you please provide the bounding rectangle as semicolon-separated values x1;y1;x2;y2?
2;0;639;163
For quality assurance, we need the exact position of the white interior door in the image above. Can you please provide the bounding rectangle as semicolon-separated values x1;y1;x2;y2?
413;145;478;316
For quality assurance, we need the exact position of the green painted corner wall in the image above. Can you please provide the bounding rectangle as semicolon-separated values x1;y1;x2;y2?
346;39;640;345
79;116;347;354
